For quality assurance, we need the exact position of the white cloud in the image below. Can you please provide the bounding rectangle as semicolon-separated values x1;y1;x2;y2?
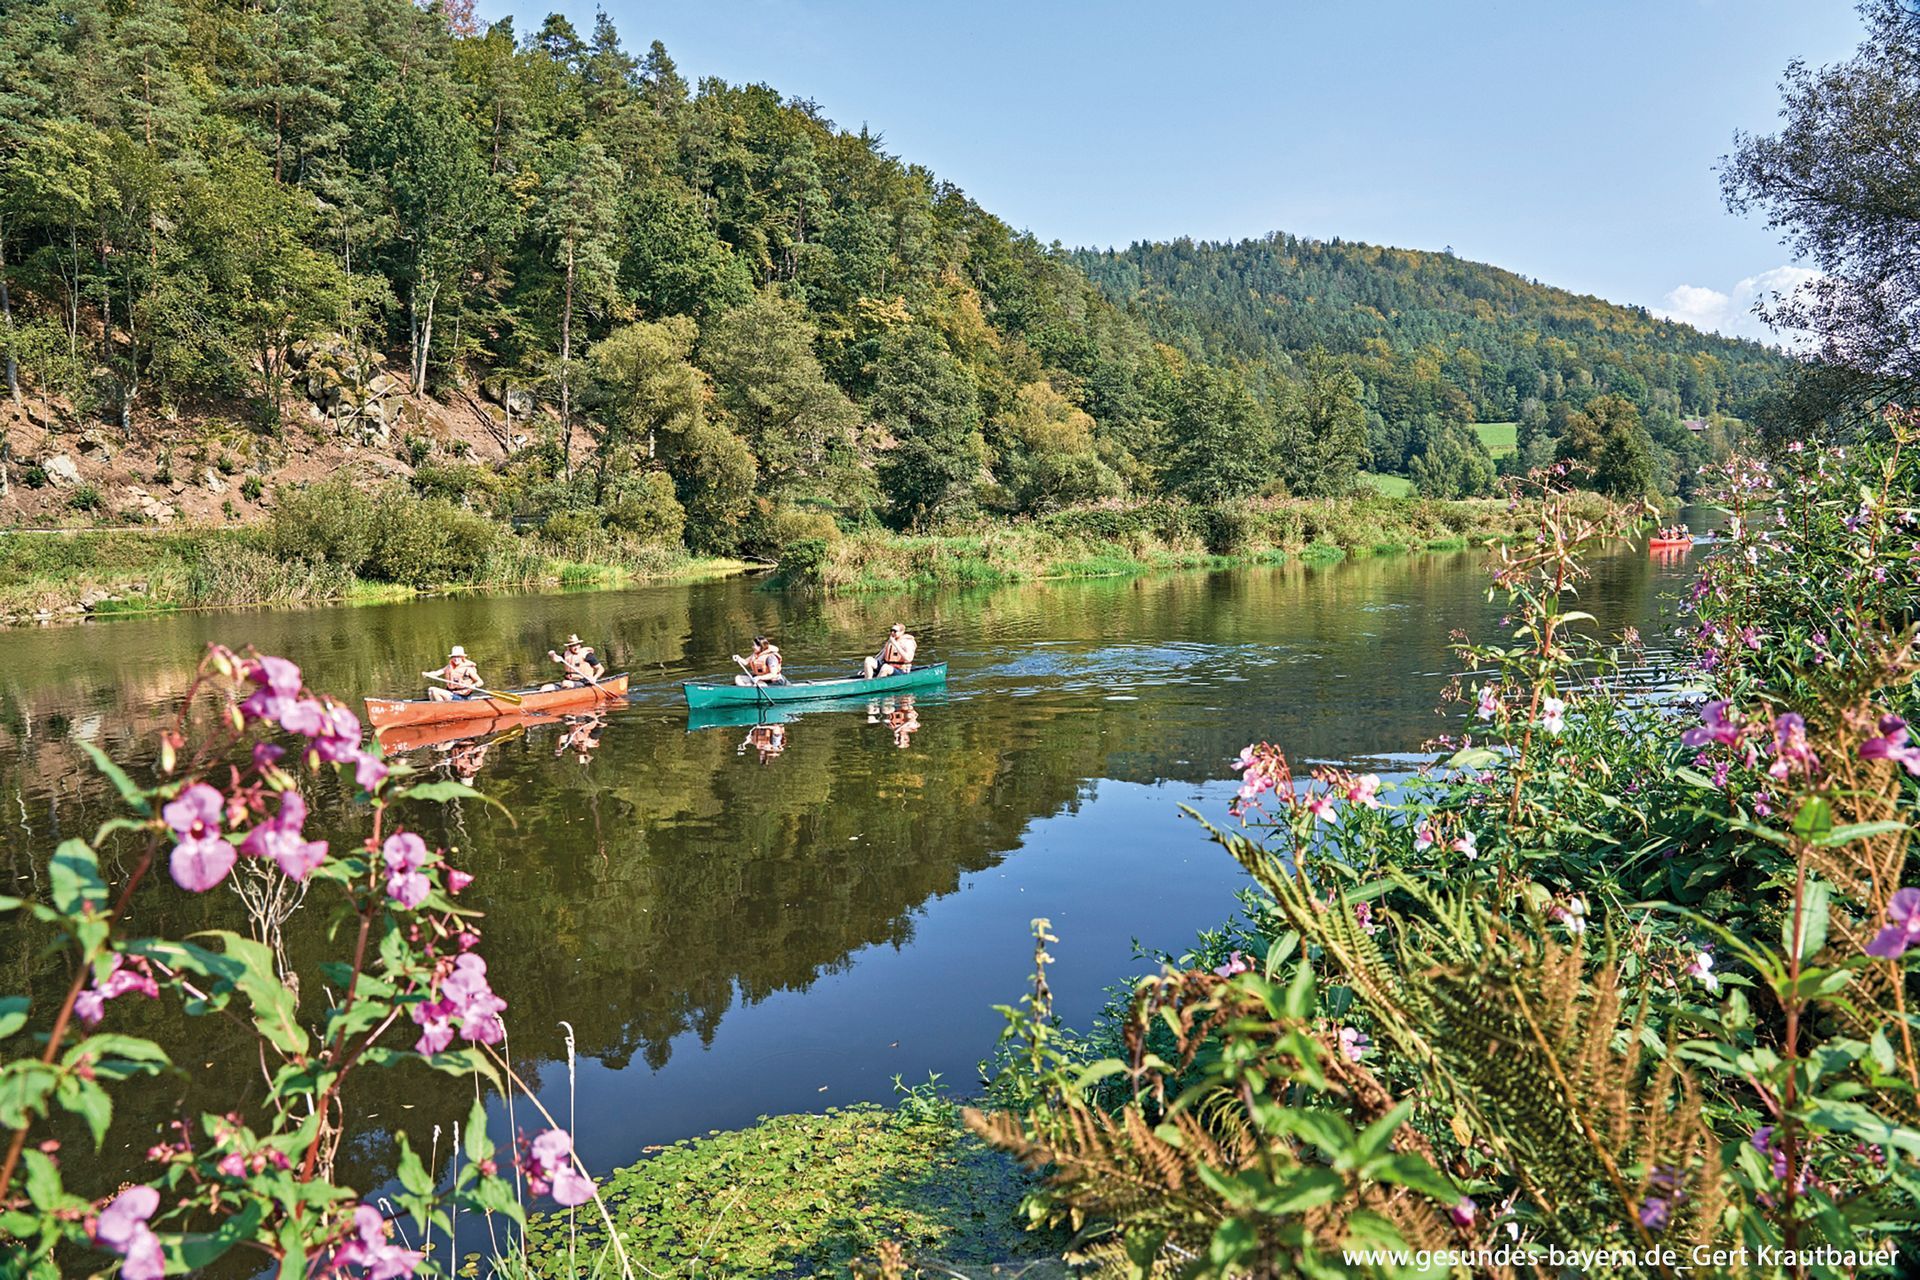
1654;266;1821;347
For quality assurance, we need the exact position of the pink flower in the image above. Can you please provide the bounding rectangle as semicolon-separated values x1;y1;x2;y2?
170;831;236;893
383;832;432;909
217;1152;246;1178
241;656;302;722
1538;695;1566;736
1212;950;1251;978
1475;685;1499;721
1337;1026;1370;1062
75;954;160;1026
1766;713;1818;782
94;1185;165;1280
1450;1197;1477;1228
522;1129;595;1207
1866;889;1920;960
332;1204;422;1280
1304;792;1338;825
1860;715;1920;776
355;752;391;791
447;868;473;895
241;791;328;881
1547;896;1587;935
1412;821;1436;852
314;704;364;764
280;699;330;737
1452;832;1478;860
1344;774;1382;808
442;954;507;1044
1681;700;1743;749
411;999;455;1056
382;832;428;874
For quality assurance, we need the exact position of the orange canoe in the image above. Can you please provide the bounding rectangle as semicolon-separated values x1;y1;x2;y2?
1648;538;1694;550
366;674;629;732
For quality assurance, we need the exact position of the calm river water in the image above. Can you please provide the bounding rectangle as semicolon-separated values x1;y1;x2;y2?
0;538;1702;1193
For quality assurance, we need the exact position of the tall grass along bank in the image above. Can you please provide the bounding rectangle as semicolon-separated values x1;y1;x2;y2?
785;493;1583;591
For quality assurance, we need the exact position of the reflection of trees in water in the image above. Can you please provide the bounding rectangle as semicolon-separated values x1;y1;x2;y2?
0;550;1677;1200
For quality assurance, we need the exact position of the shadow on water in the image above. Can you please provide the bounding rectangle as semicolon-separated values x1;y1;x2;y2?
0;541;1701;1196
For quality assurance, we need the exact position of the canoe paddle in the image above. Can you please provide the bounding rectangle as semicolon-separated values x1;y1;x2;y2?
423;672;525;706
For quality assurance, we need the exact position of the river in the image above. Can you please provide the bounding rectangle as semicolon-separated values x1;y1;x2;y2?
0;538;1701;1196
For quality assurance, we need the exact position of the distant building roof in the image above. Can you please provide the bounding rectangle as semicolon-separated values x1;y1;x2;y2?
1683;417;1709;432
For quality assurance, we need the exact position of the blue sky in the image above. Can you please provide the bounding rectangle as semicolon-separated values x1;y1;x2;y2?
487;0;1866;342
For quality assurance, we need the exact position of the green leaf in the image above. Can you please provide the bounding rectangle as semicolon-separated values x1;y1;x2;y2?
464;1096;494;1165
1785;879;1831;961
397;1134;433;1197
81;742;152;817
20;1150;63;1211
189;932;308;1057
56;1076;113;1148
48;840;107;917
1366;1152;1459;1202
0;1062;58;1128
1792;796;1833;843
1819;820;1909;847
1207;1217;1258;1271
168;1202;265;1270
0;996;28;1041
1353;1099;1411;1164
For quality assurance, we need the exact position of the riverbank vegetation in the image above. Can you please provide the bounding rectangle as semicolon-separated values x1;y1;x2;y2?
788;491;1579;591
0;0;1773;589
0;509;733;623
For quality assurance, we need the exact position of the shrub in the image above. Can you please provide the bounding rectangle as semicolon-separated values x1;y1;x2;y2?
603;471;685;546
362;492;499;587
240;474;264;501
1197;502;1260;555
268;477;375;570
411;462;507;511
68;483;103;514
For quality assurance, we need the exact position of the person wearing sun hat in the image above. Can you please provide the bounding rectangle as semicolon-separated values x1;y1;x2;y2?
424;644;483;701
862;622;917;679
544;633;606;690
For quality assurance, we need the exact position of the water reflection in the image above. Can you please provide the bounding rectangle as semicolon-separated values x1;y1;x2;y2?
0;545;1700;1195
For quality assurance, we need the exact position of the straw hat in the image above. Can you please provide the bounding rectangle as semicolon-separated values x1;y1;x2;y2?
565;634;582;646
449;645;467;657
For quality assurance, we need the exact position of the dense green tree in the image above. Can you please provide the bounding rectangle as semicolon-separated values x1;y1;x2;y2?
620;185;753;321
1407;421;1498;498
1274;349;1369;497
1723;0;1919;429
586;317;703;499
1556;394;1655;497
701;290;858;497
872;327;984;528
1162;364;1272;503
993;381;1121;514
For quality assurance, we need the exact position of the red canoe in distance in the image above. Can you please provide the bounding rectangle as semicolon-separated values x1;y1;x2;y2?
365;674;629;733
1648;538;1694;552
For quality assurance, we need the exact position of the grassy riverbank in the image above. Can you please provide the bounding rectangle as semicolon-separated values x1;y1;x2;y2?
512;1099;1064;1279
788;493;1578;591
0;526;743;625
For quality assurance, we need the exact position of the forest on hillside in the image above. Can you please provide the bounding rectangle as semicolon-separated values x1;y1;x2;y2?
1075;235;1794;497
0;0;1797;561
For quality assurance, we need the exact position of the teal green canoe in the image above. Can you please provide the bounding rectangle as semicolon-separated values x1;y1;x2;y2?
682;662;947;710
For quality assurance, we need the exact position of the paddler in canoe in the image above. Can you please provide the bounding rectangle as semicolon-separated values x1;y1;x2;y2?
862;623;916;679
543;634;606;691
424;645;484;701
733;636;789;686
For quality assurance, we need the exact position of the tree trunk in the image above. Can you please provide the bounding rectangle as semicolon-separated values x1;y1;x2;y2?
411;283;438;393
560;237;575;482
0;220;19;404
